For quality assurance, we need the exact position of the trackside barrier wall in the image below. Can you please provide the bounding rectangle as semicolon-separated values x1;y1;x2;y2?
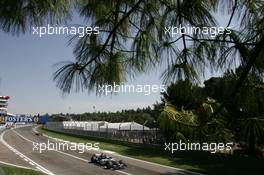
44;121;163;144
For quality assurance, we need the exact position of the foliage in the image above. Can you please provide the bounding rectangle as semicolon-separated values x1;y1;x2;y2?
0;0;70;34
1;0;264;155
1;165;45;175
48;0;264;96
161;80;205;110
158;98;232;143
1;1;264;139
240;118;264;154
159;70;264;154
204;69;264;153
54;103;164;128
39;125;264;175
158;104;198;141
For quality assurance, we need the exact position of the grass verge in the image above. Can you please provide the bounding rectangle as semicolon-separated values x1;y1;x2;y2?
38;126;264;175
0;165;45;175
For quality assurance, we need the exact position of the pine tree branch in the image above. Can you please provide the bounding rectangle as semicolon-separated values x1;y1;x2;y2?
210;36;264;118
80;0;144;70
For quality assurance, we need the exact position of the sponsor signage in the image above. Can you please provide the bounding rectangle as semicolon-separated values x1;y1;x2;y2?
0;115;48;124
4;116;39;123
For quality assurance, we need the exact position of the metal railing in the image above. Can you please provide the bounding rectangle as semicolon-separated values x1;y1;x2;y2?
44;122;163;145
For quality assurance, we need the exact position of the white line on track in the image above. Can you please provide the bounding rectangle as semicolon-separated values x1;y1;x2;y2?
34;127;204;175
13;129;133;175
29;162;35;166
0;130;55;175
0;160;36;170
116;170;133;175
13;130;90;162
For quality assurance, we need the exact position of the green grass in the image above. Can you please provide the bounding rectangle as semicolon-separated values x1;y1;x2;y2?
0;165;45;175
38;127;264;175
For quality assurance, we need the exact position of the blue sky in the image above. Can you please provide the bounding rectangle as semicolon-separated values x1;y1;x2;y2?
0;12;232;115
0;30;164;115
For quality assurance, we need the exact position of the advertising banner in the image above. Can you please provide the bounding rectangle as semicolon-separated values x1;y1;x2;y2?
0;115;48;124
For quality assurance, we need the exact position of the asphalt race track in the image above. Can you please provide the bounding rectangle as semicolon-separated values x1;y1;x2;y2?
0;126;201;175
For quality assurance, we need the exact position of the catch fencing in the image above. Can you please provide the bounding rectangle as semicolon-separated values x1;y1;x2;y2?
44;121;163;145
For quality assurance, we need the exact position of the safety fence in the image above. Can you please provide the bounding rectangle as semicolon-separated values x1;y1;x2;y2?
44;121;163;145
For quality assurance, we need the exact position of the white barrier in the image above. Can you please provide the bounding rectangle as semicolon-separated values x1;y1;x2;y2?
55;121;150;131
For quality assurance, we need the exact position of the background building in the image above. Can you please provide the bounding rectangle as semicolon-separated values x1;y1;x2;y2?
0;96;9;124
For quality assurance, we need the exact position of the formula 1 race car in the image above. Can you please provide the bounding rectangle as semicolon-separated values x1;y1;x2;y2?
90;153;127;170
